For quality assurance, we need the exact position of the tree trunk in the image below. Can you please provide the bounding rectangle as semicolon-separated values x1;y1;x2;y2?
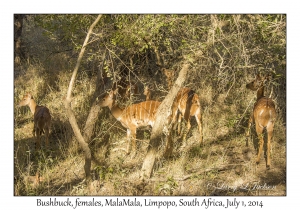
64;15;102;183
83;50;107;142
14;14;24;66
140;63;190;179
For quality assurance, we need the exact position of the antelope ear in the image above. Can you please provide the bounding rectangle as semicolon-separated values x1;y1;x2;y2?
107;89;116;98
112;82;117;91
26;93;33;99
112;88;118;95
256;73;261;80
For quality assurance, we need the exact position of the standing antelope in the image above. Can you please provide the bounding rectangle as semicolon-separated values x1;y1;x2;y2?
99;89;161;157
162;68;203;146
169;87;203;146
246;74;276;169
18;93;51;149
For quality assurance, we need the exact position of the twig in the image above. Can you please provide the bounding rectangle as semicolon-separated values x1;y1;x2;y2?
104;45;144;84
175;164;244;181
236;98;254;129
148;164;244;182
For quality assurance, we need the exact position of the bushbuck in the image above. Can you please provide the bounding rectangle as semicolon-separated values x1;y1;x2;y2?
168;87;203;146
18;93;51;149
246;74;276;169
162;68;203;146
99;89;161;157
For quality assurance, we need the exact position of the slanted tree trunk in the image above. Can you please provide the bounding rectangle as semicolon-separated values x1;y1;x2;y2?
64;15;102;184
140;63;190;179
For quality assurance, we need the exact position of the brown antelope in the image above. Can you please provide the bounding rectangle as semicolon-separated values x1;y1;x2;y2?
144;83;203;142
246;74;276;169
162;68;175;90
24;171;44;188
18;93;51;149
161;68;203;146
99;89;161;157
169;87;203;146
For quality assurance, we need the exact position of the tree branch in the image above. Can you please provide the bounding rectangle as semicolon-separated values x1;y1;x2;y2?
64;14;102;183
140;62;190;179
66;14;102;101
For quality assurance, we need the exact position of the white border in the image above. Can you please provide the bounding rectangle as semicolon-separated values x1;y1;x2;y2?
2;0;297;209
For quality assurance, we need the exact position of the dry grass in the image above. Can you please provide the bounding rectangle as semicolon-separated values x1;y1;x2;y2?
14;62;286;195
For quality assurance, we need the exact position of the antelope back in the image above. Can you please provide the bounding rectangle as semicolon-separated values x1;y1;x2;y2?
121;100;161;128
175;88;200;117
34;106;51;129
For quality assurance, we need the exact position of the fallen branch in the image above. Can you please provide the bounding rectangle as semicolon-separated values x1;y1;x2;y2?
149;164;245;182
